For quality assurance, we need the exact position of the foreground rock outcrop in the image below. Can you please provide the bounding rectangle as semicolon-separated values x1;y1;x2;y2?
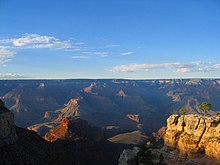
0;100;17;146
0;99;119;165
164;114;220;160
118;147;140;165
118;114;220;165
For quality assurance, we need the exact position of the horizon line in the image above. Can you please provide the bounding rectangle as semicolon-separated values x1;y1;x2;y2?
0;77;220;81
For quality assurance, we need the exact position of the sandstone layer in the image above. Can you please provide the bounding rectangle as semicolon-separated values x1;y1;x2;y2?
164;114;220;160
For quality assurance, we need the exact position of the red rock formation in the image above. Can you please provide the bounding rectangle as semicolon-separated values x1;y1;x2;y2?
136;124;143;129
152;126;166;142
116;90;127;97
61;117;70;128
43;111;59;120
44;117;105;142
83;83;96;93
127;114;140;123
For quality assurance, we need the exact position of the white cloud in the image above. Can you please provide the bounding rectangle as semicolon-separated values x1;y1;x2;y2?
12;34;55;47
104;44;120;48
71;55;88;59
0;46;15;64
177;68;190;73
111;62;220;73
120;51;134;56
0;46;16;56
0;34;75;65
0;59;12;64
0;73;27;79
81;51;111;55
0;33;72;49
214;64;220;68
0;34;126;64
64;48;88;52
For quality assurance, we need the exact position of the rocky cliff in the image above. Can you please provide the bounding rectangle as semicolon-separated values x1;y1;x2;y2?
45;117;105;142
0;100;17;146
117;114;220;165
164;114;220;160
0;99;119;165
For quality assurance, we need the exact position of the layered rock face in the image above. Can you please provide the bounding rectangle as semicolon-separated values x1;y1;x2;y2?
45;117;105;142
0;99;119;165
0;100;17;146
164;114;220;160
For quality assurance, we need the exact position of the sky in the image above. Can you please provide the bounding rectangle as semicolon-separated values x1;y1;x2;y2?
0;0;220;79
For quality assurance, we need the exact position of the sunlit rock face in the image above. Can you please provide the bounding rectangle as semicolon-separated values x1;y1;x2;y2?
116;90;127;97
164;114;220;160
44;117;105;142
0;100;17;146
152;126;166;142
126;114;140;123
83;82;96;93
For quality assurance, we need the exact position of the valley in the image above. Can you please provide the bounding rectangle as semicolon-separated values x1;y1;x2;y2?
1;79;220;138
0;79;220;164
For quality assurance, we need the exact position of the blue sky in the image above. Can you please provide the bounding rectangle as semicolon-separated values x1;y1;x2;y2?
0;0;220;79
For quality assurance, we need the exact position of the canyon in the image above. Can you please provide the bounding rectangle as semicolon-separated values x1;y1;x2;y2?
0;99;119;164
0;79;220;164
1;79;220;136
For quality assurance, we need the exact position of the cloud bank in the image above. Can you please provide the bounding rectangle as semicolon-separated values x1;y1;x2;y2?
0;73;27;79
111;62;220;73
0;33;133;65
